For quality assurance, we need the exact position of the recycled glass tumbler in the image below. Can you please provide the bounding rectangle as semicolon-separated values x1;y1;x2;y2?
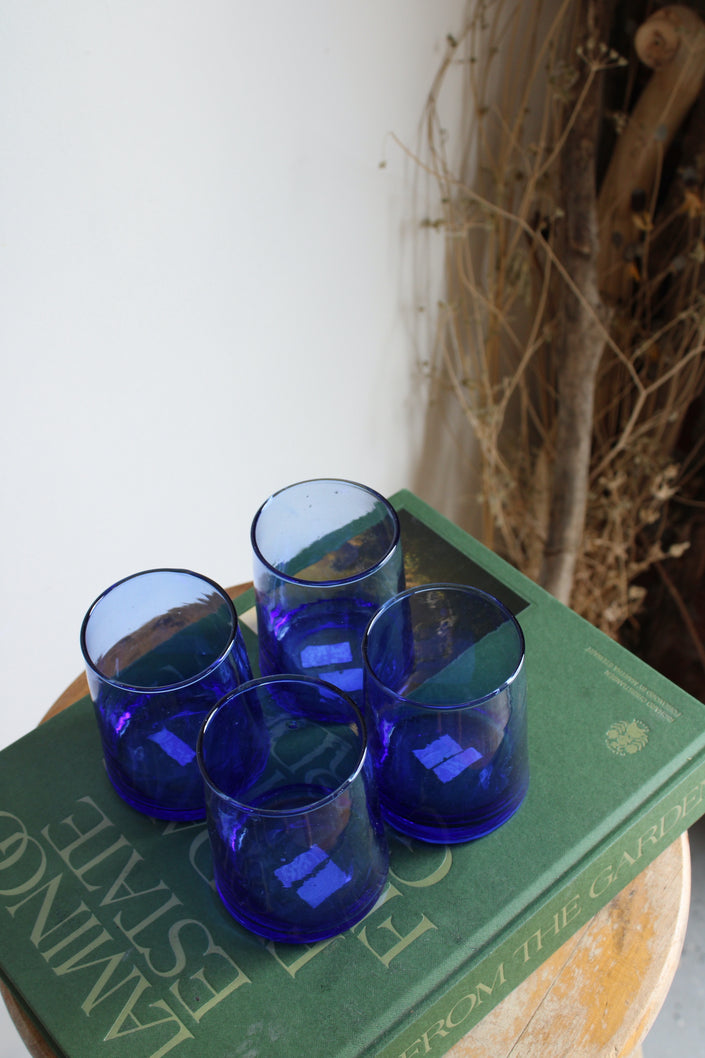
251;478;404;703
80;569;253;821
362;583;529;844
197;674;389;943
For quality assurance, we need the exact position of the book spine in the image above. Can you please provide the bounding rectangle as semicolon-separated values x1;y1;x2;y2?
373;754;705;1058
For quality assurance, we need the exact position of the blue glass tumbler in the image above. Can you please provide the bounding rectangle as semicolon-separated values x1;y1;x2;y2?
362;583;529;844
80;569;253;821
197;674;389;943
251;479;404;703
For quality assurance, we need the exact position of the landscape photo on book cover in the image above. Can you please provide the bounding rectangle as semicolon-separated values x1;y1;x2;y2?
1;490;705;1058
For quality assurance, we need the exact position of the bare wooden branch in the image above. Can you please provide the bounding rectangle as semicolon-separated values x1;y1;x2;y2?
597;4;705;303
539;0;610;603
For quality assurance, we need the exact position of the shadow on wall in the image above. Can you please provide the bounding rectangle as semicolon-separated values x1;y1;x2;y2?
412;374;483;542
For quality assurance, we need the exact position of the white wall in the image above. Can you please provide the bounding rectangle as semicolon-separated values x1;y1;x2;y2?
0;6;471;1050
0;0;470;745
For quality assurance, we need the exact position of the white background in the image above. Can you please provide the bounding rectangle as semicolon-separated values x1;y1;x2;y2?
0;4;469;1054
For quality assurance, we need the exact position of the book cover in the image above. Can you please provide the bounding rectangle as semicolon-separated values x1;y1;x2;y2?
2;488;705;1058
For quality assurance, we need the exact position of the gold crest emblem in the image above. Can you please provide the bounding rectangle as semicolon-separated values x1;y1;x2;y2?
605;719;650;756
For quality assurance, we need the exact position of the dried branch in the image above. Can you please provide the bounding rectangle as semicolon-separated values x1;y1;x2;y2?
598;4;705;303
540;0;612;602
415;0;705;636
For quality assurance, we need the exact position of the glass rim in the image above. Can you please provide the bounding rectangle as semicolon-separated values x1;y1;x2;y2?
80;567;241;693
197;673;369;815
362;581;526;709
250;477;401;587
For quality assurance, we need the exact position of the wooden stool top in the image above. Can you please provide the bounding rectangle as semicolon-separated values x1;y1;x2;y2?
0;585;691;1058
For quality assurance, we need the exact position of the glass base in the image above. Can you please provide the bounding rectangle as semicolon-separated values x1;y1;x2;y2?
381;780;529;844
214;876;386;944
257;599;373;704
104;760;206;822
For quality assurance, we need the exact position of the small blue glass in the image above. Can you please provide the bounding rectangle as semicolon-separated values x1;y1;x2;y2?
251;478;404;703
362;583;529;844
80;569;253;821
197;674;389;943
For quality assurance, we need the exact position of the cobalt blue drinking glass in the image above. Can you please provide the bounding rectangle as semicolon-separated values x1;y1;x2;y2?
197;674;389;943
80;569;253;821
362;583;529;844
251;479;404;704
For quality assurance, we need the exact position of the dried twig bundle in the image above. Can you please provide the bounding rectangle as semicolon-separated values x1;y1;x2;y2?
420;0;705;639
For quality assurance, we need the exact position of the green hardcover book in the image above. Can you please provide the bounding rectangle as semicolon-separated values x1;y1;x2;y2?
2;489;705;1058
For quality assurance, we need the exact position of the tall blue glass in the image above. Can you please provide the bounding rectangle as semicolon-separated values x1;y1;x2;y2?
362;583;529;844
80;569;253;821
251;479;404;703
197;674;389;943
